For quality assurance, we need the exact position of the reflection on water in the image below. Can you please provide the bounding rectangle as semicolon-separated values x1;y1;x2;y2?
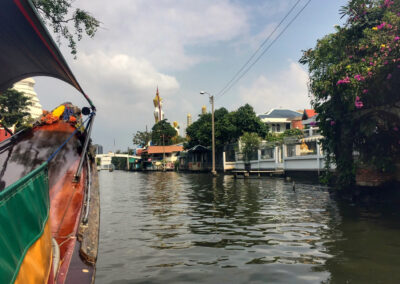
96;171;400;284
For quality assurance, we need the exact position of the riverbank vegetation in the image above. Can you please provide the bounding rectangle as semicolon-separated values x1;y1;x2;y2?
300;0;400;188
0;89;32;130
185;104;268;150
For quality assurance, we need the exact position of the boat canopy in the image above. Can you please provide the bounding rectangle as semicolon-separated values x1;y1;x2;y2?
0;0;95;109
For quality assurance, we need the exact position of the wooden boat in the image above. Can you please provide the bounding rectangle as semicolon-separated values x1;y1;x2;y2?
0;1;99;283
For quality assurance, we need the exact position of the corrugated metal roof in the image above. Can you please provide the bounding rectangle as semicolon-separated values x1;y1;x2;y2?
258;109;302;119
188;145;210;153
143;145;183;154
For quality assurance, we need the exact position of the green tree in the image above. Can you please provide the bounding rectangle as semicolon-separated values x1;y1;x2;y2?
133;130;152;147
111;156;127;170
230;104;269;138
240;132;261;162
185;112;212;148
300;0;400;187
151;119;177;146
265;128;305;143
171;135;187;144
32;0;100;57
0;89;32;129
185;104;268;149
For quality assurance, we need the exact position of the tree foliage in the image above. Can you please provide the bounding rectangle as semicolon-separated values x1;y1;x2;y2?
265;128;305;143
32;0;100;57
133;130;152;147
185;104;268;149
240;132;262;162
300;0;400;187
111;156;127;170
0;89;32;128
151;119;177;146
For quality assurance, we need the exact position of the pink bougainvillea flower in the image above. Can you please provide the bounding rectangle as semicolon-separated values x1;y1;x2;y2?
355;96;364;109
395;36;400;41
383;0;394;8
336;77;351;85
362;58;366;62
384;60;388;65
362;89;368;94
387;73;392;80
377;22;386;30
354;74;365;81
384;0;394;7
330;121;336;126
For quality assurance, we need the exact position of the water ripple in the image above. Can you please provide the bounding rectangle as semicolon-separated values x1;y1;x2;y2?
96;171;400;284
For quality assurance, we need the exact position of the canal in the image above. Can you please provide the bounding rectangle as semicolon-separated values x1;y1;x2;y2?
96;171;400;283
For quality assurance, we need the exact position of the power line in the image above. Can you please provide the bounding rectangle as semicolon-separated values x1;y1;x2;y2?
216;0;312;101
216;0;303;97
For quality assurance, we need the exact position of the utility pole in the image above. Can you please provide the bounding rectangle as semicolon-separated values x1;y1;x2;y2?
200;91;217;176
210;95;216;176
162;133;166;172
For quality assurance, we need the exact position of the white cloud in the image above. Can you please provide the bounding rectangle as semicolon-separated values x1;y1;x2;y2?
64;51;180;151
239;62;310;114
74;51;179;98
78;0;249;70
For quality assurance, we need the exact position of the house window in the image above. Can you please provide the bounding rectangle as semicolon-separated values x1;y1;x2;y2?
261;148;274;159
286;123;290;130
276;124;281;132
271;124;276;132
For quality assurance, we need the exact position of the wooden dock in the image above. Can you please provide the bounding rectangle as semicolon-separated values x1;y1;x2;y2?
232;169;284;178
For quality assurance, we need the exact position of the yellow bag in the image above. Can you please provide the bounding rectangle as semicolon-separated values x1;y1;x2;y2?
52;105;65;118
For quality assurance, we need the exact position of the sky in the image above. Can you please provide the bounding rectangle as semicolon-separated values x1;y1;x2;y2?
33;0;349;152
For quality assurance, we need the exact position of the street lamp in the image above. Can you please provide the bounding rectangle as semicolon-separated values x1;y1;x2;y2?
200;91;217;176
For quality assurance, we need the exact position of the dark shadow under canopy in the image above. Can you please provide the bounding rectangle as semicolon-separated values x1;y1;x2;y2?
0;0;95;109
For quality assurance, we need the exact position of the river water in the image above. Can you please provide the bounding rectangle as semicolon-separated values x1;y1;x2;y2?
96;171;400;284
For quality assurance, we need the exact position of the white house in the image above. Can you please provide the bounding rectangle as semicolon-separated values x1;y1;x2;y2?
258;109;302;133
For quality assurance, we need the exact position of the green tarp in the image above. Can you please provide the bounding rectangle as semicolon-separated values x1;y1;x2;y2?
0;162;50;284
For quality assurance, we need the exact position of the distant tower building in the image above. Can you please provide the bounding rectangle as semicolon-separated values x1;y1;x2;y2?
187;113;192;127
153;87;164;123
93;144;103;154
13;78;42;120
201;105;207;114
173;121;180;136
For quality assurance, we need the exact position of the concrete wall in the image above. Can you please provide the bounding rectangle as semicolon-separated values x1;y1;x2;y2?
284;155;324;171
231;139;335;173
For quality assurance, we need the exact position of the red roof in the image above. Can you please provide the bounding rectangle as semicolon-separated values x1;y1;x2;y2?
136;148;144;155
303;109;317;119
143;145;183;155
0;128;12;142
